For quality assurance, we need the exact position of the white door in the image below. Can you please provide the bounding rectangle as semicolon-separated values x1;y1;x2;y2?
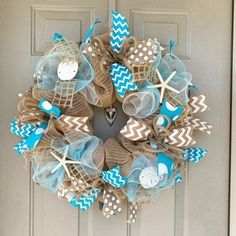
0;0;232;236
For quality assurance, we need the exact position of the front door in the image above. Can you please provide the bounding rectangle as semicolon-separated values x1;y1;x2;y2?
0;0;232;236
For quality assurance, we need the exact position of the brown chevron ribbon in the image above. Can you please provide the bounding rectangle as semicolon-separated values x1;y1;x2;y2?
58;115;90;134
120;118;152;141
164;126;196;147
189;95;208;113
186;118;212;135
57;184;69;199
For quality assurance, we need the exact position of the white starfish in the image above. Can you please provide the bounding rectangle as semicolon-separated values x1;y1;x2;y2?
50;146;81;178
152;69;179;103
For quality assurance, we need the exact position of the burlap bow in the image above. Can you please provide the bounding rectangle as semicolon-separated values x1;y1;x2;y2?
82;11;161;107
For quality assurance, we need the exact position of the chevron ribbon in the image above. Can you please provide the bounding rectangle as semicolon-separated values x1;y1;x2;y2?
110;63;137;97
110;11;130;54
102;166;128;188
186;118;212;135
11;122;47;156
10;120;37;138
70;189;101;211
182;147;207;163
175;171;183;183
58;115;90;134
57;184;69;199
189;95;208;113
164;126;196;147
120;118;151;141
14;139;29;156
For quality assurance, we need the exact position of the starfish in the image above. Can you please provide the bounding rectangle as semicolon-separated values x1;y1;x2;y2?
50;145;81;178
152;69;179;103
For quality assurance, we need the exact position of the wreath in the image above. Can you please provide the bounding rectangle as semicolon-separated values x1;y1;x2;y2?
9;11;212;223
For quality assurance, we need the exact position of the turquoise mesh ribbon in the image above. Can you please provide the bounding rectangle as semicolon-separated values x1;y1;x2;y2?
122;156;176;202
32;135;103;193
156;53;192;102
35;34;95;95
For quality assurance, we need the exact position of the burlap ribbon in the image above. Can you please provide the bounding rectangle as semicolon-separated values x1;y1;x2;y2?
104;138;133;177
82;30;160;107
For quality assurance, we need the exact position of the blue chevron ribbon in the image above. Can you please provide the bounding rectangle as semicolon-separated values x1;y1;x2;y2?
182;147;207;163
83;18;101;43
110;11;130;54
10;120;37;138
38;99;61;118
12;122;48;156
110;63;137;97
14;139;29;156
102;166;128;188
175;171;183;183
70;189;101;211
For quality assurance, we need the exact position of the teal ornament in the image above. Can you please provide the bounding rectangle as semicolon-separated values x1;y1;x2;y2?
38;98;61;118
156;153;174;177
25;122;48;148
155;100;183;128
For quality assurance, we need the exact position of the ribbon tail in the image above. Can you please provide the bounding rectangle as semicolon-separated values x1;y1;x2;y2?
10;120;37;138
70;189;101;211
110;11;130;54
14;139;29;156
182;147;207;163
110;63;137;97
58;115;90;134
83;18;101;43
120;118;151;141
102;166;128;188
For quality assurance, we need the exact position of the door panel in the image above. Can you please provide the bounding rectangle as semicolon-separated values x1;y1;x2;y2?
0;0;232;236
117;1;231;236
0;1;109;236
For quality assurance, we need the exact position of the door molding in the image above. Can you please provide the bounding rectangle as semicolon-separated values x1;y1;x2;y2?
230;1;236;235
108;0;116;22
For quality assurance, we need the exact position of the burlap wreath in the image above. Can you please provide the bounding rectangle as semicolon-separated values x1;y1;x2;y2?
9;11;211;223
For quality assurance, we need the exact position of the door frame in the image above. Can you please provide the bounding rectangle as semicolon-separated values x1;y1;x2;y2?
230;1;236;235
